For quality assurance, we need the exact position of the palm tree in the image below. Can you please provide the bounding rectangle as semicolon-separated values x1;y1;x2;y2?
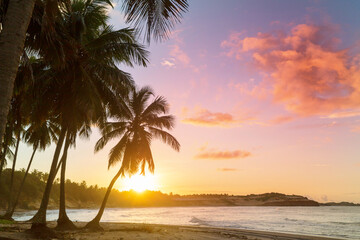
0;0;188;150
0;0;36;151
2;52;34;219
0;122;15;185
85;86;180;230
3;118;60;219
31;0;149;230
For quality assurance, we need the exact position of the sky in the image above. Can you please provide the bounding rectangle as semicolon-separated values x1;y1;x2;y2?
17;0;360;203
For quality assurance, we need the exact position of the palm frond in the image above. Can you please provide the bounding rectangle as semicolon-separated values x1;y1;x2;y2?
131;86;153;115
148;126;180;151
144;114;175;129
141;95;168;117
121;0;188;43
95;123;128;152
86;27;149;67
108;133;129;169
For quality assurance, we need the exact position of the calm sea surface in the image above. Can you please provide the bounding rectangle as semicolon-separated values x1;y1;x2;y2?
14;206;360;239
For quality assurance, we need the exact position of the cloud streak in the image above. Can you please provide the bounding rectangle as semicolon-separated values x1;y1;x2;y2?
195;149;251;160
217;168;238;172
222;23;360;116
182;107;256;127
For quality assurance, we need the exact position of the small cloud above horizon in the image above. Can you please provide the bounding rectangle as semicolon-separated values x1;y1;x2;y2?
217;168;239;172
195;146;252;160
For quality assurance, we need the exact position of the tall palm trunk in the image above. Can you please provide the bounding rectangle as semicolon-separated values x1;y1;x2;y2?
56;134;76;230
31;128;66;229
0;125;13;180
0;148;6;181
85;168;122;230
4;128;21;219
0;0;36;154
4;144;38;218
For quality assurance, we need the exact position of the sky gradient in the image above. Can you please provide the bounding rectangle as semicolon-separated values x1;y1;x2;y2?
17;0;360;203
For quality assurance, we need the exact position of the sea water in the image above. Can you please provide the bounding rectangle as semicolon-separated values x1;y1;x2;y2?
14;206;360;239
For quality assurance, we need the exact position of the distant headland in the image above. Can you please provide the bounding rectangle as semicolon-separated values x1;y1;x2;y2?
1;169;358;210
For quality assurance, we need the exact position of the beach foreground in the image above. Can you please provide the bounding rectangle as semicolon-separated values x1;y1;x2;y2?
0;221;342;240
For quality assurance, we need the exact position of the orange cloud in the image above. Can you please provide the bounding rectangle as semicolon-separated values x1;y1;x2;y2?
217;168;238;172
181;107;255;127
222;23;360;116
195;149;251;160
325;110;360;119
270;115;295;124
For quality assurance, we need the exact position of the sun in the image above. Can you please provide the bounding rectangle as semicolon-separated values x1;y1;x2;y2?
121;174;158;192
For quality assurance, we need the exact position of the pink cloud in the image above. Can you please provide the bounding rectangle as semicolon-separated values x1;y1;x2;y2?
222;23;360;116
325;110;360;119
351;125;360;133
270;115;295;124
181;107;256;127
182;108;236;127
195;149;251;160
170;45;190;65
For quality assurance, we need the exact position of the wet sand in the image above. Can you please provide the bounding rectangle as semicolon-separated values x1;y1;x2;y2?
0;221;343;240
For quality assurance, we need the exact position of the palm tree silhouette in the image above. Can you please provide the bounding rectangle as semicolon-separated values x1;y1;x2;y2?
5;118;60;219
30;0;148;229
85;86;180;229
0;0;188;152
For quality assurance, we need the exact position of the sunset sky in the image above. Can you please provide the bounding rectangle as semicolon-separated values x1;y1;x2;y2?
17;0;360;203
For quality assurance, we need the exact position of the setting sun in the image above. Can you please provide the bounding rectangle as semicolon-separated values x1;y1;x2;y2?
121;174;158;192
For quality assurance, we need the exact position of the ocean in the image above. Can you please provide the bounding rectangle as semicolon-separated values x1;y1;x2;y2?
14;206;360;239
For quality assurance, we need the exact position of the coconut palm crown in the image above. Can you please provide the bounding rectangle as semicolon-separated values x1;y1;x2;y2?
95;86;180;175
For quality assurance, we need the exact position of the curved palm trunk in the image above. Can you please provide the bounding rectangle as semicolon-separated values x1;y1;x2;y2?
56;135;76;230
4;129;21;219
85;168;122;230
30;128;66;229
0;0;36;154
4;145;37;218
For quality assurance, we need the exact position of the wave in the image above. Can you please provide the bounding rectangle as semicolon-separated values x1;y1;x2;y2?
284;218;300;222
330;221;360;226
189;217;210;226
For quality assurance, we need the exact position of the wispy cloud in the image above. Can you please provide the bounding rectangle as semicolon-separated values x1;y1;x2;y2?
217;168;239;172
181;107;256;127
161;58;176;68
222;23;360;117
270;115;295;124
170;45;190;65
324;110;360;119
351;125;360;133
195;147;251;160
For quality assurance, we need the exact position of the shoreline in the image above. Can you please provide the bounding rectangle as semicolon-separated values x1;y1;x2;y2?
0;221;345;240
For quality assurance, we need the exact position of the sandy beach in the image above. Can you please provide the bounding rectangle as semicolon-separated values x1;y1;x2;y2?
0;221;343;240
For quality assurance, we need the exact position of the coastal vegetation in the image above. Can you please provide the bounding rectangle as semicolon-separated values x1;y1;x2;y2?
0;0;188;233
0;169;322;209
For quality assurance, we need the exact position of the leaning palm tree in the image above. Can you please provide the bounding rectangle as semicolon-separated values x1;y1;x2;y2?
85;86;180;230
3;117;60;219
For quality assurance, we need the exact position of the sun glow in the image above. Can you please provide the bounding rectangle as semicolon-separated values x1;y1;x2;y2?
121;174;158;192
